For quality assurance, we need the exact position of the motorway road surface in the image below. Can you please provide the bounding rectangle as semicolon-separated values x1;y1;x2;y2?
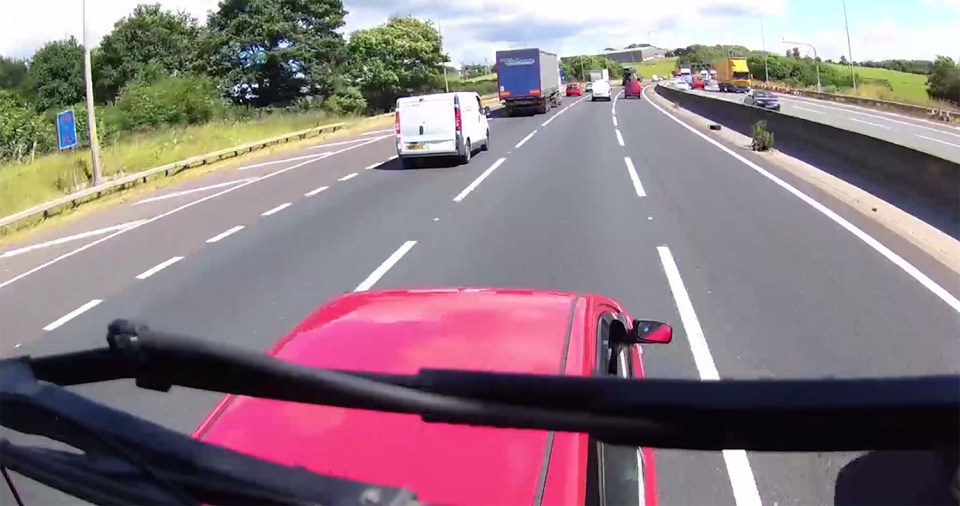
686;87;960;163
2;87;959;506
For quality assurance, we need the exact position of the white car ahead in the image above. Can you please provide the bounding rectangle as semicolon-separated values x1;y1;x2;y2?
591;80;612;101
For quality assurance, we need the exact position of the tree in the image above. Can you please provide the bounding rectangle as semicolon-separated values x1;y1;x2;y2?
346;16;446;112
203;0;348;107
791;47;801;59
839;55;848;65
95;3;202;102
926;56;959;104
23;36;85;111
0;56;29;91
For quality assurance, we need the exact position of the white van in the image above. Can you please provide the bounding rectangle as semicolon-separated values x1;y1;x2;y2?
396;92;490;168
591;80;612;101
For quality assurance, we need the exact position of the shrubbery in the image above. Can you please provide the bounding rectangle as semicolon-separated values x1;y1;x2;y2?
114;75;225;131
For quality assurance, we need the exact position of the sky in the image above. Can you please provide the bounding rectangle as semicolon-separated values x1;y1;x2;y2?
1;0;958;64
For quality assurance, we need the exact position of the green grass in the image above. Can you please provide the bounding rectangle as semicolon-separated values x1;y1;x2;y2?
825;63;931;104
0;111;353;219
624;57;678;79
462;73;496;83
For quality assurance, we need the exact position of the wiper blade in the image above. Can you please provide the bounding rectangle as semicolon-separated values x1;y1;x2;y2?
1;441;348;506
15;319;960;452
0;358;422;506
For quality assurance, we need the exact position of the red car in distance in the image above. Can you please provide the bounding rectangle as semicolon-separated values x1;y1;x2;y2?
194;288;668;506
624;79;643;98
566;82;584;96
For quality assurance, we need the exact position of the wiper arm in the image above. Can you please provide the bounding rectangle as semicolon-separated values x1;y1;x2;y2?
16;319;960;452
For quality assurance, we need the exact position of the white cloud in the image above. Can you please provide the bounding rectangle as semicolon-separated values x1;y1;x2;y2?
780;18;960;62
0;0;219;57
344;0;788;63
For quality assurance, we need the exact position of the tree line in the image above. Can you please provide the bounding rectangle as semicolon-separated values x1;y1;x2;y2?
0;1;456;163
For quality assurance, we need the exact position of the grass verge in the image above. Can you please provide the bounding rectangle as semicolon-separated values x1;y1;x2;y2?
0;96;500;244
0;110;361;218
824;64;931;104
625;58;678;80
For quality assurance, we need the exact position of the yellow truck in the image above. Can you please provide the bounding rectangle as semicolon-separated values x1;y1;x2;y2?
711;57;752;93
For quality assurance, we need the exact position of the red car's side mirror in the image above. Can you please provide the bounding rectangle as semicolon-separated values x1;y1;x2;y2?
630;320;672;344
610;319;672;345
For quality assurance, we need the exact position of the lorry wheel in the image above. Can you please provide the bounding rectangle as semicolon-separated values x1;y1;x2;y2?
460;140;471;164
481;130;489;151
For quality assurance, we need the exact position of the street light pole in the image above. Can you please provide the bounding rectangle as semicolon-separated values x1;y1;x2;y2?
435;0;449;93
82;0;102;185
760;16;769;82
842;0;857;90
783;39;821;92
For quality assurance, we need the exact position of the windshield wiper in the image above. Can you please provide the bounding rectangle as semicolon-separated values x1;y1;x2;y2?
0;353;422;506
12;319;960;452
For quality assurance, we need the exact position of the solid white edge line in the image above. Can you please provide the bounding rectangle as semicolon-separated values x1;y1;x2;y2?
360;128;395;136
43;299;103;331
916;134;960;149
792;106;826;115
656;246;762;506
135;256;184;280
0;220;146;259
261;202;292;216
515;130;538;148
305;185;329;196
643;86;960;313
453;158;507;203
307;137;373;150
354;240;417;292
236;153;324;171
849;118;891;130
338;172;358;181
134;178;255;205
615;129;625;147
623;157;646;197
0;135;391;290
205;225;245;244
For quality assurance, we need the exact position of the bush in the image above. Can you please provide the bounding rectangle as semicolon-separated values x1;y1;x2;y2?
453;80;497;95
751;120;774;151
115;75;226;131
0;91;50;163
323;87;367;116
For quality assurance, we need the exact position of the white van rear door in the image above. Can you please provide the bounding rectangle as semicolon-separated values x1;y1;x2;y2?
399;95;455;143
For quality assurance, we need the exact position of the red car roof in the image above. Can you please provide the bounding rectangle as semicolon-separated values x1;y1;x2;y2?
194;288;592;505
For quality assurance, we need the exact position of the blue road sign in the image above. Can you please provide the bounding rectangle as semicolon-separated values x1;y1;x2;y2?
56;109;78;150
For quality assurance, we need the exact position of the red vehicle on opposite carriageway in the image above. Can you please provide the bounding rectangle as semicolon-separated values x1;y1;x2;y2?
2;288;957;506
